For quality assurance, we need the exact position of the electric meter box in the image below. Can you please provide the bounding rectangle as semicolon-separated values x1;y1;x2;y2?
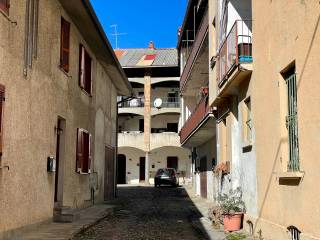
47;156;56;172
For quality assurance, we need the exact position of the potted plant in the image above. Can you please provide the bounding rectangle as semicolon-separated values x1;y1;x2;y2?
218;187;245;232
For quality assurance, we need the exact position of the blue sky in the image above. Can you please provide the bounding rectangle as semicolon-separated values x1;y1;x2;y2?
90;0;188;49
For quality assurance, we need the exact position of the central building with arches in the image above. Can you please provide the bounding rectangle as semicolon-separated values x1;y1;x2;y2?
115;42;191;185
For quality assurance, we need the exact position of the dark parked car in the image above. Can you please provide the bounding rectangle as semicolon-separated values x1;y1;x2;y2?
154;168;179;187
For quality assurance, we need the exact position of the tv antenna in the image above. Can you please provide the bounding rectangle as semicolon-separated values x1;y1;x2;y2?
110;24;127;49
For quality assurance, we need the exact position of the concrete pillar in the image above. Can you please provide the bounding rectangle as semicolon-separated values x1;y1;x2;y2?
144;71;151;185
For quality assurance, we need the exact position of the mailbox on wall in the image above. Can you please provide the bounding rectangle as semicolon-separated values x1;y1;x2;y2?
47;156;56;172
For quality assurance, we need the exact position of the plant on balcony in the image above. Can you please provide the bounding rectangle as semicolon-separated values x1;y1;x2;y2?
218;187;245;232
200;86;209;96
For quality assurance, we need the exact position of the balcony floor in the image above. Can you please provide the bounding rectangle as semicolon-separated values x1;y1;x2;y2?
213;63;253;107
181;114;216;148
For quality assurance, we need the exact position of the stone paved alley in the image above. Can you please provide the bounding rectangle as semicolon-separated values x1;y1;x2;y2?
73;185;225;240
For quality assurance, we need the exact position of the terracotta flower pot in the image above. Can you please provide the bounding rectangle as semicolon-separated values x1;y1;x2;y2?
223;213;243;232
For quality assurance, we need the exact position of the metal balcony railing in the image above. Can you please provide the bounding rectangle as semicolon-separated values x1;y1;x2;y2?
180;9;209;92
217;20;253;87
152;97;180;108
180;96;210;144
118;97;144;108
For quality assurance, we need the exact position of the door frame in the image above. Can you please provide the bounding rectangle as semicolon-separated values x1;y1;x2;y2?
139;157;145;181
117;154;126;184
54;117;66;206
104;145;115;201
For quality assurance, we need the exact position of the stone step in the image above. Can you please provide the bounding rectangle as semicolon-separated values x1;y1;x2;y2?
53;206;80;223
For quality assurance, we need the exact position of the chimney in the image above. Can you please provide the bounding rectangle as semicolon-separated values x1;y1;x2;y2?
148;41;155;49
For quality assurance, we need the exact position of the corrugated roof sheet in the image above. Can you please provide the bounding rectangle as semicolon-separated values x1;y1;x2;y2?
114;48;178;67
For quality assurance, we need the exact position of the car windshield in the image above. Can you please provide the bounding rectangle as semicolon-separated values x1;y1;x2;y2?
157;169;175;176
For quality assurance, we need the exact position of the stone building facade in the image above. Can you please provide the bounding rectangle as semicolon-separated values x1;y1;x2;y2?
181;0;320;239
116;43;191;185
0;0;131;235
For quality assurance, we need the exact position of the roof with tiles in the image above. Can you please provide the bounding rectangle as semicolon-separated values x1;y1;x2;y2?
114;41;178;68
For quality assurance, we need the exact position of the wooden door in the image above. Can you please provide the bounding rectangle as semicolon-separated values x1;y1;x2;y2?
104;146;115;201
117;154;126;184
167;156;178;171
139;119;144;132
139;157;145;181
200;156;207;198
54;119;62;203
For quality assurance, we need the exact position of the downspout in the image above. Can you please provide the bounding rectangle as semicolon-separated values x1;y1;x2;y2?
115;104;118;198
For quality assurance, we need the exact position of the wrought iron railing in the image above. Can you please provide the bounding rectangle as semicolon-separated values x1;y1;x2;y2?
180;96;210;144
180;9;209;92
217;20;253;87
152;97;180;108
118;97;144;108
285;74;299;171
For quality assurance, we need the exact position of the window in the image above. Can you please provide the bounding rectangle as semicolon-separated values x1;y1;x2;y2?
79;45;92;95
282;65;299;171
243;97;252;144
76;128;92;174
23;0;39;76
167;156;178;171
0;84;5;156
167;123;178;133
0;0;10;15
60;17;70;72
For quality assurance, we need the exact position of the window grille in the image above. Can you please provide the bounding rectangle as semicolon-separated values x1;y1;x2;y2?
285;73;299;171
288;226;301;240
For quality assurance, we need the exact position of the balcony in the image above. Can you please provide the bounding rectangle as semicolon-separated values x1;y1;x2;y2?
180;9;209;95
217;20;253;88
150;132;180;151
118;97;144;115
119;97;144;108
180;96;215;147
151;97;181;115
118;132;144;151
152;97;180;108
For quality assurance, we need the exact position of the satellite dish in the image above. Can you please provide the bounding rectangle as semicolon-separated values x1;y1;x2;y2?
154;98;163;108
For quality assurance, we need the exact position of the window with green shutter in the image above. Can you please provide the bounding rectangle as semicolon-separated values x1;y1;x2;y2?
283;67;299;171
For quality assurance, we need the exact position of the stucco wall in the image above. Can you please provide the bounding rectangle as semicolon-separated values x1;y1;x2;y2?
250;1;320;239
0;0;118;233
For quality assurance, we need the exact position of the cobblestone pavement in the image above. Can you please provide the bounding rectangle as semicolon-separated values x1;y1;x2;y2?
73;185;211;240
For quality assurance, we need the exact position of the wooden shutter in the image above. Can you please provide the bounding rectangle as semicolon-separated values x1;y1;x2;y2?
60;18;70;72
84;50;92;94
0;85;5;156
0;0;10;15
76;128;83;173
79;45;85;88
88;134;92;173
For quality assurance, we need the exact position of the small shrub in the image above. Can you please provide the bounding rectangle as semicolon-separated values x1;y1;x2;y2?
226;232;247;240
218;187;245;214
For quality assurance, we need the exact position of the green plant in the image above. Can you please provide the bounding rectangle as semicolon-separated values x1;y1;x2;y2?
225;232;247;240
218;187;245;214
